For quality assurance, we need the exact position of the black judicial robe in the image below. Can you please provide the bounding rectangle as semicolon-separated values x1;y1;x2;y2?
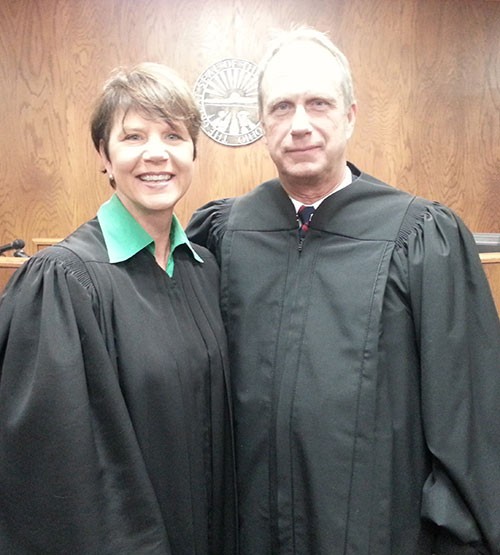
187;165;500;555
0;218;236;554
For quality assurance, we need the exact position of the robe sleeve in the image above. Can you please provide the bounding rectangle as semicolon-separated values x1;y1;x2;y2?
0;254;169;553
399;202;500;554
186;198;234;263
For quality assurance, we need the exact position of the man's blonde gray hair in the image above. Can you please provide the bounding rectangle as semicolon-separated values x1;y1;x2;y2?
258;26;356;114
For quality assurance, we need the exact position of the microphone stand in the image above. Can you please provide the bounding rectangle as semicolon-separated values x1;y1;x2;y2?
13;249;30;258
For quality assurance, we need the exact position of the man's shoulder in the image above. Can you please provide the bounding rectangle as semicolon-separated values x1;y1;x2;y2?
324;163;436;242
228;178;295;230
236;178;283;204
351;164;410;198
351;163;435;212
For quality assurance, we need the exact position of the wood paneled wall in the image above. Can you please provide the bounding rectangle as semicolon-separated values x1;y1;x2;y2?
1;0;499;255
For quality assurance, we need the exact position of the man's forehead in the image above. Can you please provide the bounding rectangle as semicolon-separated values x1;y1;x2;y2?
263;42;343;86
266;40;338;70
262;46;343;101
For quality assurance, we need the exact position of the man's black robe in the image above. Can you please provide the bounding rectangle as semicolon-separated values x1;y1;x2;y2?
187;164;500;554
0;218;236;554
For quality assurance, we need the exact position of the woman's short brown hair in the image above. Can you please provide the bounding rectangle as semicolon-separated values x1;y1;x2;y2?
91;62;201;160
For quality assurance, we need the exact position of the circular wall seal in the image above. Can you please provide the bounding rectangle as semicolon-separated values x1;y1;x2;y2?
194;58;263;147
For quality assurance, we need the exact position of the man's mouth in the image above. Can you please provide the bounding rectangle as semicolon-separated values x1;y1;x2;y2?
286;145;320;154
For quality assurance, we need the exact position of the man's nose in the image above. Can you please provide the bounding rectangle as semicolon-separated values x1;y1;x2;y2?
290;105;312;135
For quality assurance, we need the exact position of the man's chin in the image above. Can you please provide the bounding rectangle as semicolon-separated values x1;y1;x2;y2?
282;163;322;180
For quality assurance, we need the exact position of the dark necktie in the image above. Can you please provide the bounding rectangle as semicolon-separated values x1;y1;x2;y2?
297;205;315;239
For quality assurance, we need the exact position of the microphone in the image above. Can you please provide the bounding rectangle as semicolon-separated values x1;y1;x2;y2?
0;239;26;256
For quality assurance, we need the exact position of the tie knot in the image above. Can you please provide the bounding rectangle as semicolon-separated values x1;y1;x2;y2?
298;205;315;226
297;205;315;239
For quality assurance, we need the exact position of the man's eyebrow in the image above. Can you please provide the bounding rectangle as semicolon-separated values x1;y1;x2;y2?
265;96;291;108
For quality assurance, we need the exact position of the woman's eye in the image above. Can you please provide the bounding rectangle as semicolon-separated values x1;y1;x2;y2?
124;133;142;141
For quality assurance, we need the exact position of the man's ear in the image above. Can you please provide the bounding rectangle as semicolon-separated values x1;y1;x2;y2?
345;102;357;140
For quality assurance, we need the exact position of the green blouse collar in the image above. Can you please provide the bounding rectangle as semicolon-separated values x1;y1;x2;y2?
97;193;203;277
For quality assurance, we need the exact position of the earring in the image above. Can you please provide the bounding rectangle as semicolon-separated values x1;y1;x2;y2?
108;173;116;187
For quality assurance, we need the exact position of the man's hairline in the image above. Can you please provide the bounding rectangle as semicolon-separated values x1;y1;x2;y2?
257;38;354;116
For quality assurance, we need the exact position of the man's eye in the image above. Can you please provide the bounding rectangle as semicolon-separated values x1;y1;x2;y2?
311;99;330;110
273;102;291;113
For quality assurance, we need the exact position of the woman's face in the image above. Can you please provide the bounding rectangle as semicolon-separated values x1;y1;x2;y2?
100;108;194;222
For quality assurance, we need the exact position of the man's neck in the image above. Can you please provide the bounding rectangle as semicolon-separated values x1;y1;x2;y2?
282;165;350;205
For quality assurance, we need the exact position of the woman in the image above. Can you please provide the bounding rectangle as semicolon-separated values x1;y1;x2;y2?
0;63;236;554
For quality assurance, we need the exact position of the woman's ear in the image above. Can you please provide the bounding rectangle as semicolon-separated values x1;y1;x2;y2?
98;139;116;188
99;139;110;167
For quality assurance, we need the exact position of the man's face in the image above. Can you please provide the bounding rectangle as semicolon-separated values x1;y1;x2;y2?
260;41;356;191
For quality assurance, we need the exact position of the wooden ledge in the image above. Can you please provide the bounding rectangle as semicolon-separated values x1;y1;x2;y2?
480;252;500;264
0;256;27;268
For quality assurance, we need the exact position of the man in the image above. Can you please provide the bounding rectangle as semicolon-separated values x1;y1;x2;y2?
188;28;500;554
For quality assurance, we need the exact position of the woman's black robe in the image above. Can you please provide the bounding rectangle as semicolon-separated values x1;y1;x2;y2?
0;218;236;554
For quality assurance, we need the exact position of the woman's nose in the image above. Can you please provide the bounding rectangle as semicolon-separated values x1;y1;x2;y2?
143;139;169;160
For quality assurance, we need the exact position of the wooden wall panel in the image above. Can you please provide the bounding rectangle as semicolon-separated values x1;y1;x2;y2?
0;258;25;293
481;254;500;315
0;0;499;256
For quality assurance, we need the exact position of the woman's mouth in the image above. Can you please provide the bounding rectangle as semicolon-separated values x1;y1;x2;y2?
139;173;173;186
